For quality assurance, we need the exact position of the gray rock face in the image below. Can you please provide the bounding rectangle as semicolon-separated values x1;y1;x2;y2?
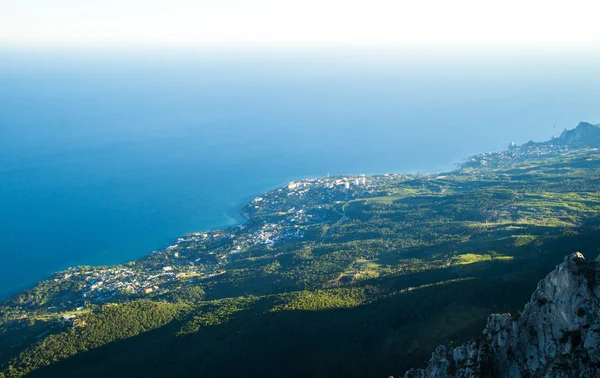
558;122;600;146
404;253;600;378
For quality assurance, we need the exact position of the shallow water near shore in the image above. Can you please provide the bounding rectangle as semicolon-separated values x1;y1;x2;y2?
0;48;598;298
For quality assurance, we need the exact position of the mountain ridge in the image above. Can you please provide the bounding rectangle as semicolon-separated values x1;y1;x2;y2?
559;122;600;144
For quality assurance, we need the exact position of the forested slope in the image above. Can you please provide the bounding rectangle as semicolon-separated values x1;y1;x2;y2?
2;122;600;378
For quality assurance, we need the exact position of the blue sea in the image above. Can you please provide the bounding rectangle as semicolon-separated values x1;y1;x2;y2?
0;47;598;298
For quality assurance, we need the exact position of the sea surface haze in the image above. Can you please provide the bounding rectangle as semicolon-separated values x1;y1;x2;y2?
0;47;598;298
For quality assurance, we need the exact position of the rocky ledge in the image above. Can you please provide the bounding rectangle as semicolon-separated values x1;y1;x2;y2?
404;252;600;378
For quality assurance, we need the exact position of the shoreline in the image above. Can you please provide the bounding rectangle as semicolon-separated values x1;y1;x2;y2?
0;129;568;302
0;131;527;302
0;167;461;302
0;171;433;301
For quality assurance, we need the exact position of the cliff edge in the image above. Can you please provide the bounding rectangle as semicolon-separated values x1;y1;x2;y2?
404;253;600;377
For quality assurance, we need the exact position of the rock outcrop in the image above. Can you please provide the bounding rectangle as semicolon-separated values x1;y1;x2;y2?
558;122;600;147
404;253;600;377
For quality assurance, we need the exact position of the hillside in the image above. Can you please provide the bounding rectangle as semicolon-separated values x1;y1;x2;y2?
1;121;600;378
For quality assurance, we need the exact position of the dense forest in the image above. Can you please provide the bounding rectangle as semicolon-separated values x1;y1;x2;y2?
2;123;600;377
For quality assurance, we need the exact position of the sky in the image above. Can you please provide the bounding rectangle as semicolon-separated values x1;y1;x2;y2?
0;0;599;48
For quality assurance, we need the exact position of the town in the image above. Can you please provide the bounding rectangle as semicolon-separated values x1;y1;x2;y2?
37;173;411;316
463;127;599;170
20;130;590;319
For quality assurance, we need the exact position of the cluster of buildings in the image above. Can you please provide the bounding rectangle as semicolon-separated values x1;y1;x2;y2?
42;174;382;312
59;267;177;302
287;176;367;191
250;176;371;216
464;140;588;169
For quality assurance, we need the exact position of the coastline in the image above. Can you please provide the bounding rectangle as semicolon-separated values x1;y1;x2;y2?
0;172;422;301
1;127;576;302
0;165;462;302
0;121;558;301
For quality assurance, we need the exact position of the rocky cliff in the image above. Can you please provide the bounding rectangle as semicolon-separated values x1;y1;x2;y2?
404;253;600;377
558;122;600;147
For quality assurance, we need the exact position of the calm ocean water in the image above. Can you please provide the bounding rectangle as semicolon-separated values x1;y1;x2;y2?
0;48;598;298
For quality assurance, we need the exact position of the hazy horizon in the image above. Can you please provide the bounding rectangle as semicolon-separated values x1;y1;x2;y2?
2;0;599;48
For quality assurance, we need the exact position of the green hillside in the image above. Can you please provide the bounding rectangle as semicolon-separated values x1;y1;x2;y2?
1;123;600;378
